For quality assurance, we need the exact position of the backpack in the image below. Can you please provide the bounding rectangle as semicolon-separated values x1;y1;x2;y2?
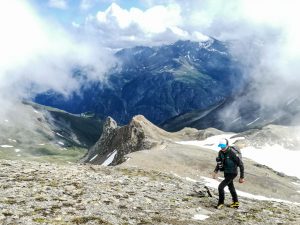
231;145;242;161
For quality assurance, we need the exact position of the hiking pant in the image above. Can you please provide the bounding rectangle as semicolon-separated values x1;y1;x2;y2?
218;173;238;204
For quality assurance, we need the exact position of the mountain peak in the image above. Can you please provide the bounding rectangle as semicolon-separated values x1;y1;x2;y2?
81;114;201;165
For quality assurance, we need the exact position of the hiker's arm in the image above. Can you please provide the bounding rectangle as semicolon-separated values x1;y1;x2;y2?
214;151;221;173
231;152;244;179
236;156;244;179
214;164;219;173
213;152;221;177
213;163;219;179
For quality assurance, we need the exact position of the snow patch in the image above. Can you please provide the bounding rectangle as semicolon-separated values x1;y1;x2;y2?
200;176;299;204
56;132;64;138
177;134;243;151
8;138;17;143
33;110;39;114
292;182;300;186
246;117;260;126
198;40;213;49
149;52;157;58
242;145;300;179
90;154;98;162
231;117;241;124
15;149;21;152
192;214;209;221
178;133;300;179
102;150;118;166
185;177;197;182
1;145;14;148
58;141;64;146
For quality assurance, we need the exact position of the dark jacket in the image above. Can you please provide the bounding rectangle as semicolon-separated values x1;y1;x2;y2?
214;147;244;179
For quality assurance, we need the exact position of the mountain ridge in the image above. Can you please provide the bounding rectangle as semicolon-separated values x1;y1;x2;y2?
34;39;243;125
0;101;102;163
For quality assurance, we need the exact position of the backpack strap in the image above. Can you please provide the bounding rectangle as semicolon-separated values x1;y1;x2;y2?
229;146;244;178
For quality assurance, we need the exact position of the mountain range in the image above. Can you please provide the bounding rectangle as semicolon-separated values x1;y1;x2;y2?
34;39;243;125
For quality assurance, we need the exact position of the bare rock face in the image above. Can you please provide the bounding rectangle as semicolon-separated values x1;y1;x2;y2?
81;115;176;165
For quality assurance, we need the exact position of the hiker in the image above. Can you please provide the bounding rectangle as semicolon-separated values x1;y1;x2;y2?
213;138;245;209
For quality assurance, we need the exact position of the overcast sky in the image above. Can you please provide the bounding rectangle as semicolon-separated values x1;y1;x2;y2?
0;0;300;123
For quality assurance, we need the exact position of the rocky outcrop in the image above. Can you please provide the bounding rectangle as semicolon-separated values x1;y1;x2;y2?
81;115;202;165
1;159;299;225
82;115;165;165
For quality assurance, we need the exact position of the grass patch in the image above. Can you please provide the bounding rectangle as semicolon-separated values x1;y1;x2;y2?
0;145;87;164
71;216;112;224
33;218;47;223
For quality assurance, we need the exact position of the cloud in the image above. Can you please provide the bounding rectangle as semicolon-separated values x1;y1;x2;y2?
170;0;300;125
79;0;115;11
48;0;68;9
0;0;116;103
81;2;199;48
80;0;300;125
80;0;95;10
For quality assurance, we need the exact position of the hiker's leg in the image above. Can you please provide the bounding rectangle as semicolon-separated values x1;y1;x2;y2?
227;174;238;202
218;180;226;204
218;176;232;204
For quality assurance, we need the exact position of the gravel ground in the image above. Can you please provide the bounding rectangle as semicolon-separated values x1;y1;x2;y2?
0;159;299;225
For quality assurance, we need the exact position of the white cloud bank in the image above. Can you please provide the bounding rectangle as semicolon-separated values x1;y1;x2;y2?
81;0;300;48
0;0;115;103
81;2;211;48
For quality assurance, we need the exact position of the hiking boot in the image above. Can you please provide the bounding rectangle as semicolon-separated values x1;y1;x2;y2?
230;202;240;208
215;204;224;209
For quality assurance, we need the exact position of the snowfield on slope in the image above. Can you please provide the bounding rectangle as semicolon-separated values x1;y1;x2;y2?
177;133;300;179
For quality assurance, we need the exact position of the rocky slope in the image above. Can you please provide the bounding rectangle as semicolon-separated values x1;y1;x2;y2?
0;159;299;225
0;101;102;163
83;115;300;203
1;114;300;224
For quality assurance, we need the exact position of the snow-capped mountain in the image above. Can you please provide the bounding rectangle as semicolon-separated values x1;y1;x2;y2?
34;39;243;125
